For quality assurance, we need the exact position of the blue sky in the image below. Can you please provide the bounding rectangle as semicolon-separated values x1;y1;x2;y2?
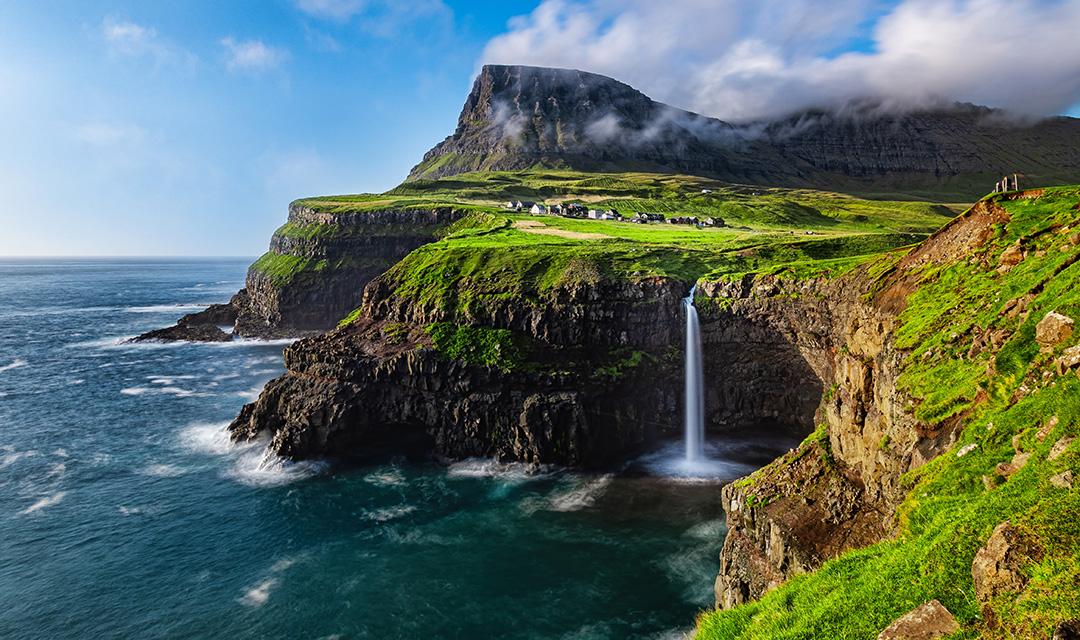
2;0;1079;256
0;1;535;256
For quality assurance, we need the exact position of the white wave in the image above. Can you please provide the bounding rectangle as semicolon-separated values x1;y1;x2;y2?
544;474;613;512
52;448;69;458
228;448;326;487
118;506;142;516
635;441;756;482
120;386;207;398
125;303;218;314
270;558;296;573
142;463;187;477
69;379;85;385
0;358;27;373
364;467;407;487
45;462;66;478
0;450;38;468
21;491;66;515
148;375;198;385
179;422;238;456
180;422;324;487
210;337;296;348
363;504;417;522
238;578;277;607
236;385;265;400
446;458;554;482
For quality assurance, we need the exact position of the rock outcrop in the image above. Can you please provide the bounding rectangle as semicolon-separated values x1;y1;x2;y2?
708;197;1024;608
876;600;960;640
410;65;1080;198
134;205;466;342
229;276;687;465
971;522;1044;623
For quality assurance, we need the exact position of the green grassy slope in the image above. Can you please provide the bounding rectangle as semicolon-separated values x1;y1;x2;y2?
696;187;1080;640
291;170;957;313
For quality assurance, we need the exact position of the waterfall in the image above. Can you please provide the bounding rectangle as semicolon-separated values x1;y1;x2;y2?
683;285;705;462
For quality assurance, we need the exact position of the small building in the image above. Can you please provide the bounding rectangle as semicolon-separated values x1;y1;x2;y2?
701;189;712;194
505;201;517;210
703;217;725;227
530;204;547;215
587;209;602;219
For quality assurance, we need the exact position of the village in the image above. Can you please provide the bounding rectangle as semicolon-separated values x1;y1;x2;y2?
504;199;725;228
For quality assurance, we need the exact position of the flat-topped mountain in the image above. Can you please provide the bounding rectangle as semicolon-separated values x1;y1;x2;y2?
410;64;1080;198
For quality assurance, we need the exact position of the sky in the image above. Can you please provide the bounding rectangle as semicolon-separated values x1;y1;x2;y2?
2;0;1079;256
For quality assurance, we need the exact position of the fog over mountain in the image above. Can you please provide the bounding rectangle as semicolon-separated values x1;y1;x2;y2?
482;0;1080;122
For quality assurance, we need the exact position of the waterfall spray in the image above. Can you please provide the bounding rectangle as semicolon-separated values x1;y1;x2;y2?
683;285;705;462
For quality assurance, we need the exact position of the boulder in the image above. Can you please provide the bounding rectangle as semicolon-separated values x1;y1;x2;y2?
997;243;1024;272
1054;620;1080;640
1049;470;1073;489
1049;437;1075;461
1036;312;1074;350
972;522;1043;610
1056;346;1080;375
877;600;960;640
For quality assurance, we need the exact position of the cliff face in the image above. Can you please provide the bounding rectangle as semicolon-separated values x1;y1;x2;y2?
135;205;465;342
410;65;1080;198
229;274;688;465
701;196;1034;609
233;204;465;337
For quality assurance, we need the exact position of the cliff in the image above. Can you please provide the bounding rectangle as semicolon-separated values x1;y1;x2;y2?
697;187;1080;638
134;202;466;342
410;65;1080;199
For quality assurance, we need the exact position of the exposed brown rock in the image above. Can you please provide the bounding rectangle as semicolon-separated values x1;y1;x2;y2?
972;522;1044;616
1036;312;1075;350
876;600;960;640
1054;619;1080;639
1049;470;1074;489
1056;346;1080;375
997;243;1025;272
1049;437;1074;461
1037;415;1060;442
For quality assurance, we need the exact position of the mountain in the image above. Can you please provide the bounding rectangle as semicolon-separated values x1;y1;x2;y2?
409;64;1080;198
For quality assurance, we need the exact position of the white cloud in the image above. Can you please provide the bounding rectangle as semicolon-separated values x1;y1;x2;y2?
482;0;1080;121
220;37;289;73
101;18;196;69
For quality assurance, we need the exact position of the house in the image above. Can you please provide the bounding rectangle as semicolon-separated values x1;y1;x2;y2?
599;211;619;220
505;201;517;210
703;217;725;227
701;189;712;194
587;209;602;219
633;212;665;223
530;204;547;215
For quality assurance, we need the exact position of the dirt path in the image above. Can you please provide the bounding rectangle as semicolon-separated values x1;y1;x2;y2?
512;219;610;240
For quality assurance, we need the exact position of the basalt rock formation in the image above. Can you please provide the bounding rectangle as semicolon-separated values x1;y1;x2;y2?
411;65;1080;199
133;204;465;342
229;274;688;465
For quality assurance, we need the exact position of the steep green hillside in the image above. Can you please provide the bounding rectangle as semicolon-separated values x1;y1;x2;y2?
696;187;1080;639
306;171;957;321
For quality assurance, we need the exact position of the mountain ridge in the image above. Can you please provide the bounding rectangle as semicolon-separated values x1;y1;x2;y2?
409;64;1080;198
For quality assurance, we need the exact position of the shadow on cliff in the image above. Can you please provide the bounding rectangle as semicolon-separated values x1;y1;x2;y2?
700;312;823;440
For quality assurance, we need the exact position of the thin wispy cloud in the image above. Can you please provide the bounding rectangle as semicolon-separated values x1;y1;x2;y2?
295;0;367;22
73;122;147;146
101;17;196;69
220;37;289;73
483;0;1080;121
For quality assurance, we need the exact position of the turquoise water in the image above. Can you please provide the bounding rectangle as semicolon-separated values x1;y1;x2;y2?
0;259;795;639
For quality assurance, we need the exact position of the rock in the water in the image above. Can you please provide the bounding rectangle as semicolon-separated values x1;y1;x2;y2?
1036;312;1075;350
876;600;960;640
972;522;1043;611
131;322;232;343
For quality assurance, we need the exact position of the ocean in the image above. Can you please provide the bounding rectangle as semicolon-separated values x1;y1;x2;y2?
0;258;793;639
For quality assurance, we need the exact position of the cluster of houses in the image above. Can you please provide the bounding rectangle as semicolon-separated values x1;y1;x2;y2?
505;200;723;227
